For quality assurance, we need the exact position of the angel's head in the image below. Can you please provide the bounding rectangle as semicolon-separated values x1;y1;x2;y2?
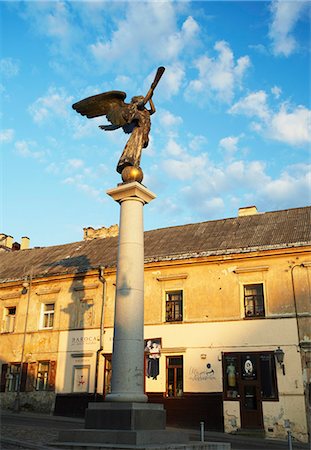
131;95;145;105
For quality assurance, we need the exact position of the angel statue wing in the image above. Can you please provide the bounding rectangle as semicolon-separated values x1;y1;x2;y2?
72;91;129;129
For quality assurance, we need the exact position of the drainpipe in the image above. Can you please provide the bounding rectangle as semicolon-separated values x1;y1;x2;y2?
290;263;310;441
14;268;33;412
290;263;305;349
94;266;106;401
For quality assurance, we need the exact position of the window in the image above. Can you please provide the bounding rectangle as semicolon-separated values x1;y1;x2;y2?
3;306;16;332
5;364;20;392
103;356;112;396
223;352;278;401
166;291;183;322
244;284;265;318
260;354;277;399
41;303;55;329
36;361;49;391
166;356;183;397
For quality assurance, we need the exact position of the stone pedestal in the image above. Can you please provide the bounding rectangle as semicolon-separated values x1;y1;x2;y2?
85;402;166;430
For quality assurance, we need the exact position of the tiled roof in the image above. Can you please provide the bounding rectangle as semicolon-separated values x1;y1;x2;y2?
0;206;310;283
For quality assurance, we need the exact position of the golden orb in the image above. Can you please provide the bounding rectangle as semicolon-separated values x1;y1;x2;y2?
121;166;144;183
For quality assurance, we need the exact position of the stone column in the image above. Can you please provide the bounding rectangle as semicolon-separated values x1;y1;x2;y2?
106;181;156;403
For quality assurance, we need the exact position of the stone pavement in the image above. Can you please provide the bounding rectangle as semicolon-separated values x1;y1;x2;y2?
0;410;309;450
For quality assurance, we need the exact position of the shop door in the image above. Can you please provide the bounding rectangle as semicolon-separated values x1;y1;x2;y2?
239;354;263;429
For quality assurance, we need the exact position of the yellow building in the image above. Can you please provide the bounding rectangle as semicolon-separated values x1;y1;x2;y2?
0;206;310;442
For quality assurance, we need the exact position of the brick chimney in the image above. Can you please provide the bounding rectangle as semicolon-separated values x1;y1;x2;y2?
238;206;258;217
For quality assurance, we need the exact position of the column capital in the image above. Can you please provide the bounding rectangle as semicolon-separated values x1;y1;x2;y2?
107;181;156;204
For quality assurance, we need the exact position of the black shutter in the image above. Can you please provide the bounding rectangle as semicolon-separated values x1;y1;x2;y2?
20;363;28;392
0;364;8;392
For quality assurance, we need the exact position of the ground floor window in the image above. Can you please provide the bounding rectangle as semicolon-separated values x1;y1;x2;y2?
223;352;278;401
0;361;56;393
5;364;20;392
36;361;50;391
103;355;112;396
166;356;183;397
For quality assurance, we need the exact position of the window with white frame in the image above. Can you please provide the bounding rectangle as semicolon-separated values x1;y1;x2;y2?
40;303;55;329
3;306;16;332
5;364;20;392
244;284;265;318
36;361;50;391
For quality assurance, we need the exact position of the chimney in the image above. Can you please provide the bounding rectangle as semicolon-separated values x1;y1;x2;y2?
5;235;13;249
83;225;119;240
21;236;30;250
238;206;258;217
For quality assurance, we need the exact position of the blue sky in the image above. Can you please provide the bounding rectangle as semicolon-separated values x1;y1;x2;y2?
1;0;310;247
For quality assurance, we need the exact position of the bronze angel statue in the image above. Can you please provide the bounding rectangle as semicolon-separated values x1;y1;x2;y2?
72;67;165;175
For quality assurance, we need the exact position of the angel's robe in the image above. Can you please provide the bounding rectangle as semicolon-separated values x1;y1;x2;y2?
116;104;151;174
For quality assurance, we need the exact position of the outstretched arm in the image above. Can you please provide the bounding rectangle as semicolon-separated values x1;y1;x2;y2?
148;98;156;115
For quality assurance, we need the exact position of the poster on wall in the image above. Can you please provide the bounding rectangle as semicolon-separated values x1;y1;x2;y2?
73;365;90;392
144;338;161;380
241;354;257;380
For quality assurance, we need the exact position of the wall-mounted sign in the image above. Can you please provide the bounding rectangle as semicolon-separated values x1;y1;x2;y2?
144;338;161;380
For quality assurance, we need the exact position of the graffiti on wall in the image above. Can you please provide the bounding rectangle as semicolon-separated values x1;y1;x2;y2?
189;363;215;381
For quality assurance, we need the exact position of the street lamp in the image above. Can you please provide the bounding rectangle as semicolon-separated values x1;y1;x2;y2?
274;346;285;375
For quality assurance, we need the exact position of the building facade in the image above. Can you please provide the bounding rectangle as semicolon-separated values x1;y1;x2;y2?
0;206;310;442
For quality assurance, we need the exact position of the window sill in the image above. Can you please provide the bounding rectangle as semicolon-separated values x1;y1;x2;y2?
165;321;183;324
243;316;266;320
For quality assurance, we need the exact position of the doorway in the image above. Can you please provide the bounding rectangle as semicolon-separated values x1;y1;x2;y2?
223;352;278;429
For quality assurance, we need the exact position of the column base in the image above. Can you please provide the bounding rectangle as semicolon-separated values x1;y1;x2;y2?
58;429;189;446
85;402;166;430
105;392;148;403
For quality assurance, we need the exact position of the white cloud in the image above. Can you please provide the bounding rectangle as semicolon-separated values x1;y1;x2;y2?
188;135;208;152
67;159;84;170
165;138;185;157
229;91;311;147
0;58;19;77
185;40;250;104
90;3;199;70
269;104;311;146
229;90;270;120
62;175;102;200
0;129;14;144
261;163;311;206
22;2;76;51
271;85;282;99
219;135;240;154
269;0;308;56
29;87;73;124
159;110;183;128
15;140;45;159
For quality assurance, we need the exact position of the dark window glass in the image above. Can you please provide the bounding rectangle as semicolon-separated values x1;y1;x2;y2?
167;356;183;397
260;354;277;399
244;385;257;410
224;355;239;399
244;284;265;318
166;291;183;322
223;352;278;401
